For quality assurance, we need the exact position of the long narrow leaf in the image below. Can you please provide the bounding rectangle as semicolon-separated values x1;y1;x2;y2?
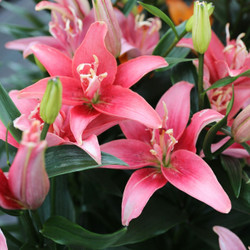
205;69;250;91
45;145;128;178
123;0;137;16
0;83;22;142
41;216;127;248
202;86;234;159
138;2;179;39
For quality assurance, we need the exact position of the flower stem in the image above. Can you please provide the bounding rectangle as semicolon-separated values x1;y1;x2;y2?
197;53;205;110
40;122;50;140
163;30;188;57
213;137;235;157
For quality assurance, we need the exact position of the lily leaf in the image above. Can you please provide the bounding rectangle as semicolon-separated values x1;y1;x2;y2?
202;86;234;159
123;0;137;16
45;145;128;178
41;216;127;248
165;57;194;70
138;2;179;39
221;155;243;198
0;82;22;142
205;69;250;91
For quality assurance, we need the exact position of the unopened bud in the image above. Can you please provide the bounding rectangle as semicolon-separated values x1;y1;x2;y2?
40;77;62;124
186;2;214;32
191;1;212;54
232;105;250;143
92;0;122;57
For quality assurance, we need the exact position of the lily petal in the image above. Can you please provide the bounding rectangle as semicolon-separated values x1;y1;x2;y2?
19;77;84;106
114;56;168;88
101;139;157;169
213;226;246;250
94;85;162;129
122;168;167;226
0;229;8;250
156;81;193;139
70;105;100;145
31;44;73;77
72;21;117;86
176;109;224;152
120;120;152;143
162;150;231;213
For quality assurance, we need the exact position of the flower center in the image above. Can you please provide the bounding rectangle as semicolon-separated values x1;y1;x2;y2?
77;55;107;102
210;86;232;115
149;102;178;167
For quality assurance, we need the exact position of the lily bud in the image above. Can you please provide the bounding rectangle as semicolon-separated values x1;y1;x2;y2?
8;121;50;210
232;105;250;143
92;0;122;57
40;77;62;124
191;1;212;54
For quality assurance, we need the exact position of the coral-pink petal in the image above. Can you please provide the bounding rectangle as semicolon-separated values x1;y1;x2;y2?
19;77;84;105
122;168;167;226
70;105;100;145
114;56;168;88
101;139;157;169
78;134;102;164
0;120;19;148
0;229;8;250
31;44;73;77
5;36;64;55
72;21;117;85
120;120;151;142
213;226;246;250
163;150;231;213
156;81;193;139
176;109;224;152
94;85;161;129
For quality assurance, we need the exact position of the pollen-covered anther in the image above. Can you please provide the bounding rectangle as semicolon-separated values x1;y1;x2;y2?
165;129;178;148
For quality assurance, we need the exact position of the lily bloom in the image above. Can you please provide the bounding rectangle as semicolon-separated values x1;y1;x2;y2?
101;81;231;226
117;10;161;60
178;24;250;122
0;121;49;210
19;21;167;159
213;226;246;250
5;0;93;58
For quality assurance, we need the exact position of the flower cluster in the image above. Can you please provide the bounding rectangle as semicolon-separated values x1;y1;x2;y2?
0;0;249;249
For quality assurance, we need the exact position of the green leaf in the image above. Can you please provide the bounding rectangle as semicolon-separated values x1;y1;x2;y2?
114;196;186;246
138;2;179;39
221;155;243;198
202;86;234;159
41;216;127;248
153;22;189;57
205;69;250;91
0;82;22;142
45;145;127;178
165;57;194;70
123;0;137;16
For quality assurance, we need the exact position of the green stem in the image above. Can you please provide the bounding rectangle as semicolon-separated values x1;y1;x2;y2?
20;210;40;244
213;137;235;157
163;30;188;57
197;53;205;110
1;228;22;247
31;210;43;231
40;122;50;140
241;142;250;154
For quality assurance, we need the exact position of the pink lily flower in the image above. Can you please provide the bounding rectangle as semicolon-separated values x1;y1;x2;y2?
101;81;231;226
213;226;246;250
5;0;94;58
18;22;167;158
116;10;161;60
0;90;102;164
0;121;49;210
0;229;8;250
178;24;250;122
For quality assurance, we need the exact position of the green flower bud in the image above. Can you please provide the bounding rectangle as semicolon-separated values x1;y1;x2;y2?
192;1;212;54
186;2;214;32
40;77;62;124
232;105;250;143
